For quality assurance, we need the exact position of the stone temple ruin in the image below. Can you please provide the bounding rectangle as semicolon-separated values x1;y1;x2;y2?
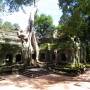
0;29;72;66
0;29;87;68
0;30;22;65
0;5;86;67
0;5;74;67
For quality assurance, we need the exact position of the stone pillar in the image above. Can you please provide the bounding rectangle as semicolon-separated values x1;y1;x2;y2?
54;49;58;64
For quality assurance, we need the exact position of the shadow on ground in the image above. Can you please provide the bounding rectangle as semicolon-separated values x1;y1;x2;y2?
0;68;90;90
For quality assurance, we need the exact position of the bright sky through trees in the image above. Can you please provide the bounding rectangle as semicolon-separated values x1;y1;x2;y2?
0;0;62;30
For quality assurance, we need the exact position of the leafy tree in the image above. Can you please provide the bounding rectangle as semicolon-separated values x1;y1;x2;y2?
13;23;20;30
35;14;55;38
58;0;90;42
2;21;13;31
0;0;37;12
58;0;90;66
0;20;20;31
55;24;66;38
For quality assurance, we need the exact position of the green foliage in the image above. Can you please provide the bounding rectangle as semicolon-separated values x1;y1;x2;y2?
2;21;13;31
58;0;90;67
40;39;73;51
86;64;90;68
13;23;20;30
58;0;90;41
35;14;55;38
0;20;20;31
0;0;35;12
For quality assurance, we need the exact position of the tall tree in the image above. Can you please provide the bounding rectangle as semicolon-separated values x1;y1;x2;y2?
58;0;90;66
35;14;55;38
58;0;90;42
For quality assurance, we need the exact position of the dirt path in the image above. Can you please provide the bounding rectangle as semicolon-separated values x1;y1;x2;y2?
0;69;90;90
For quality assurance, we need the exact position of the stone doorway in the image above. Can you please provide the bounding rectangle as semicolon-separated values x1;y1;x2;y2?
15;54;22;64
5;53;13;65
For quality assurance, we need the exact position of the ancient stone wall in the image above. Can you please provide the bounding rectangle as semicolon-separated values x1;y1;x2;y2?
0;30;22;65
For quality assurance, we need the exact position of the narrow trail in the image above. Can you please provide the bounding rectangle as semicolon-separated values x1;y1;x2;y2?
0;68;90;90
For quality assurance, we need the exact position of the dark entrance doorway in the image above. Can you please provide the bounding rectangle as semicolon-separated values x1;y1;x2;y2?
5;53;13;65
16;54;22;64
61;53;66;61
60;53;67;64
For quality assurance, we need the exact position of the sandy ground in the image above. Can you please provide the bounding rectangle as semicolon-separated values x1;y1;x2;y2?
0;69;90;90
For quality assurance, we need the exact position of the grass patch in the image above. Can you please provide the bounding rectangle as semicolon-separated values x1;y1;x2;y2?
86;64;90;68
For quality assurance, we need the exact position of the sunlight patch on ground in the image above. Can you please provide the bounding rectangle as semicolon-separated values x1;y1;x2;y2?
0;69;90;90
47;82;90;90
0;81;90;90
0;85;35;90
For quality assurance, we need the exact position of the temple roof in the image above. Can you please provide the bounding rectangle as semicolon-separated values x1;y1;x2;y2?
0;30;21;46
